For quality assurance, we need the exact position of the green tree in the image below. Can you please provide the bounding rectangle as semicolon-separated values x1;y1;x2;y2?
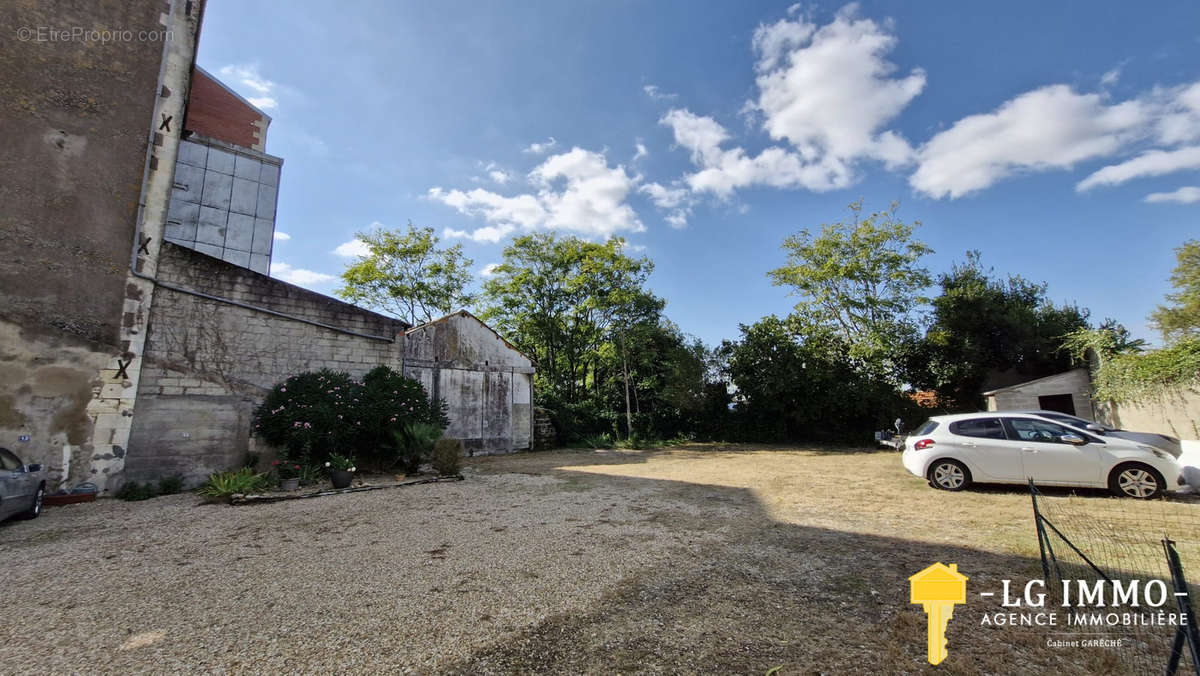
768;200;932;365
479;233;661;415
1149;239;1200;343
336;223;474;324
722;316;912;441
916;252;1090;410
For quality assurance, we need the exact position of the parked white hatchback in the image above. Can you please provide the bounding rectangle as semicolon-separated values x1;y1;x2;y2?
902;412;1184;499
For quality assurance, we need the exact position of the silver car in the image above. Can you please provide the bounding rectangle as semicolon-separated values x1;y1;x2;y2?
1;447;45;521
1015;410;1183;458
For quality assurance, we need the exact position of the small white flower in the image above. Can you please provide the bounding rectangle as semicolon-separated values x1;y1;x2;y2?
349;466;356;472
324;462;331;467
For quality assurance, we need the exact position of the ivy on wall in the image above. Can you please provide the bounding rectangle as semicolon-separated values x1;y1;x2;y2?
1091;338;1200;403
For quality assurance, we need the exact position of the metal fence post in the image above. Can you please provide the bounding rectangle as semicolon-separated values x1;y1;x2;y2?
1163;538;1200;675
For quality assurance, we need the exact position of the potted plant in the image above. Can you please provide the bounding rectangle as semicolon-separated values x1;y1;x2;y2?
272;460;302;491
325;453;357;489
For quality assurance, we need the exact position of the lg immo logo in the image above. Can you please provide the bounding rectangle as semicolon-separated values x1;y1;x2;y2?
909;562;1192;666
909;563;968;665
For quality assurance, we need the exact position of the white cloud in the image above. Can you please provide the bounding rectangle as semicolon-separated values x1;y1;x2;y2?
639;181;691;228
643;85;677;101
333;238;371;257
1100;68;1121;87
1155;81;1200;145
443;224;516;244
1144;186;1200;204
633;141;648;161
661;110;853;197
751;7;924;168
217;64;279;111
1077;146;1200;191
479;262;501;278
488;169;511;184
912;86;1149;198
662;7;924;198
522;137;557;154
431;147;644;240
270;262;335;286
273;231;291;241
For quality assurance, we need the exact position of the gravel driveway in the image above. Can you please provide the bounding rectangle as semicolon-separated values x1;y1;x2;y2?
0;446;1174;673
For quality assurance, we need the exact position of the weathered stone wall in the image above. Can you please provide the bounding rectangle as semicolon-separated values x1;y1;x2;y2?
0;0;202;490
402;311;535;455
125;243;406;484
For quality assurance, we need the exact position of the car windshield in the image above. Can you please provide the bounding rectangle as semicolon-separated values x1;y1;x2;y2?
1038;412;1112;431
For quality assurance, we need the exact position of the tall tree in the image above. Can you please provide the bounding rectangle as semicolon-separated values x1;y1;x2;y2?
768;200;932;366
336;224;474;325
915;251;1090;409
1149;239;1200;343
479;233;661;411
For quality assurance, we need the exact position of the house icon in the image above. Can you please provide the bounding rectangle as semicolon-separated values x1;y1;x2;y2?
909;562;968;604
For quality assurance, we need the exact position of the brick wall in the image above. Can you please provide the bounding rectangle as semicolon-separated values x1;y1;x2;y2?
185;67;270;150
125;243;407;483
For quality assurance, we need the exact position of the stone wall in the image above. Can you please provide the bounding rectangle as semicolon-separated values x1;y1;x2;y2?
0;0;202;491
125;243;406;484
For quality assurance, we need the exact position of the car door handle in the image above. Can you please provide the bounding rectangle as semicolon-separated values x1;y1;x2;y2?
960;441;977;447
1022;447;1037;453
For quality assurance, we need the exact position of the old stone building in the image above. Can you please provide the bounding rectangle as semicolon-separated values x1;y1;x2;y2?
1;0;533;493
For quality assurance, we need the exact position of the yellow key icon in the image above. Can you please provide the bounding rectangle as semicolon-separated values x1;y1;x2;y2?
909;563;968;665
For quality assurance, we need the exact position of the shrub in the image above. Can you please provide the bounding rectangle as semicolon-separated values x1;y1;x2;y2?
197;468;270;503
391;421;443;474
115;481;158;501
156;475;184;495
253;366;449;470
271;460;302;480
431;438;463;476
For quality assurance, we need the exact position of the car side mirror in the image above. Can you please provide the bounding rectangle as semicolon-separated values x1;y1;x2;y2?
26;463;42;472
1060;434;1086;445
1085;424;1105;435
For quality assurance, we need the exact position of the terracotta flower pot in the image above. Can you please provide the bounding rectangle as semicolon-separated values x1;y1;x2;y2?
330;470;353;489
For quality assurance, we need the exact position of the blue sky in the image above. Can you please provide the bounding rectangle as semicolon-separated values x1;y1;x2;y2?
196;1;1200;347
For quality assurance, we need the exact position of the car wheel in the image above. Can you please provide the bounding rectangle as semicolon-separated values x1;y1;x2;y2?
1108;464;1164;499
928;459;971;491
21;485;44;519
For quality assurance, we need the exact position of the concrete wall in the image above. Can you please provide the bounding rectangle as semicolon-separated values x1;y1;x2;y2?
165;135;281;274
1105;388;1200;442
0;0;202;491
402;312;534;455
985;368;1093;419
125;243;406;484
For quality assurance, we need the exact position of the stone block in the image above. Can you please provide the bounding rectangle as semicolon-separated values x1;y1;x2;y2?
172;162;205;203
260;162;280;186
201;170;233;210
224;212;255;251
206;146;235;175
234;154;262;181
256;183;277;218
251;217;274;254
222;249;251;268
177;140;208;168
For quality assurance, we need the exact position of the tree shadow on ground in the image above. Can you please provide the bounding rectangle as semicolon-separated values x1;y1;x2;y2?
445;456;1180;675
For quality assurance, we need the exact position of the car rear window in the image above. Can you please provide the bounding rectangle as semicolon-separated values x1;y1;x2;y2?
913;419;939;435
948;418;1007;440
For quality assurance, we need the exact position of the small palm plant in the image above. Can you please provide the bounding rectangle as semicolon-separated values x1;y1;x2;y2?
392;421;443;474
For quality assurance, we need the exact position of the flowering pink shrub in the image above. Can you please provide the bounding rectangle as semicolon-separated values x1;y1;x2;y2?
253;367;448;468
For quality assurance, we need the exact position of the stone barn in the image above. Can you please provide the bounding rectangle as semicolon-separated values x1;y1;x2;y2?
401;311;535;455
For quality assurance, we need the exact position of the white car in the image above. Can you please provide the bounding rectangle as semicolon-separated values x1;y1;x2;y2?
902;412;1184;499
